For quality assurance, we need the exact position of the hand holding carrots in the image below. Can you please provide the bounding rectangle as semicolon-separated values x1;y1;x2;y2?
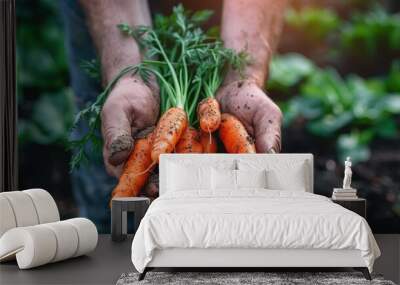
101;76;159;177
216;80;282;153
71;5;283;203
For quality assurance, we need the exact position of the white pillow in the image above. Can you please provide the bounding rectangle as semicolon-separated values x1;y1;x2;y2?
237;159;309;191
212;168;237;190
167;162;212;191
236;169;267;189
266;163;307;191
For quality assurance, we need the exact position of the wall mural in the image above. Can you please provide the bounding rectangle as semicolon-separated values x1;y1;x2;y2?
17;0;400;233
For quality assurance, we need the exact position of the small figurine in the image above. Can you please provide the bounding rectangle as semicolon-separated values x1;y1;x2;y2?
333;157;357;199
343;157;353;189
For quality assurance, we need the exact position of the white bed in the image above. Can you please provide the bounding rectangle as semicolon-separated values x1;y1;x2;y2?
131;154;380;280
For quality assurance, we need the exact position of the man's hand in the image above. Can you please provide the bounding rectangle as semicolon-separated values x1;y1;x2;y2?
101;77;159;177
216;80;282;153
80;0;156;176
218;0;287;153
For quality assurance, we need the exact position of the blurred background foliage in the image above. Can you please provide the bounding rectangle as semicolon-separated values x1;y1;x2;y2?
17;0;73;147
17;0;399;232
270;56;400;163
17;0;77;219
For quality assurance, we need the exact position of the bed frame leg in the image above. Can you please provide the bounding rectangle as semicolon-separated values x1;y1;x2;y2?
354;267;371;280
138;268;148;281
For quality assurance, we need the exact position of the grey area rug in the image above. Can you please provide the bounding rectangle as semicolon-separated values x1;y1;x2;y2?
117;272;396;285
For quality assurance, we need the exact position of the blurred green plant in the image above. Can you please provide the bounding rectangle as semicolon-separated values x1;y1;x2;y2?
18;90;75;145
285;7;341;41
386;59;400;92
341;8;400;56
17;0;74;147
268;53;315;91
269;54;400;163
285;5;400;59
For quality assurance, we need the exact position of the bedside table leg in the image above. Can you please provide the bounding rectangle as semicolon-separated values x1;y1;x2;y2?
111;201;125;242
121;210;127;236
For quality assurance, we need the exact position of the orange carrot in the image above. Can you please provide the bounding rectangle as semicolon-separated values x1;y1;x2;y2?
197;97;221;133
110;131;154;204
151;107;188;162
200;130;217;153
176;126;203;153
219;113;256;153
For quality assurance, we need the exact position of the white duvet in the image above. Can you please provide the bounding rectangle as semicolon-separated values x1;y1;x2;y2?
131;190;380;273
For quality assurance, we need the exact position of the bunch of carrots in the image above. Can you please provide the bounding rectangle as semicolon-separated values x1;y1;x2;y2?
70;5;257;202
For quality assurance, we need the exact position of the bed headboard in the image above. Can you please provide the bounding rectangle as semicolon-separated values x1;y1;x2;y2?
159;154;314;195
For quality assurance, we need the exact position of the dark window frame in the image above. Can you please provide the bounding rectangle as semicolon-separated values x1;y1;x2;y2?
0;0;17;191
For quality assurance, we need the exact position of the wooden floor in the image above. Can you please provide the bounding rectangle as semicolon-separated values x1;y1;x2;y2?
0;234;398;285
